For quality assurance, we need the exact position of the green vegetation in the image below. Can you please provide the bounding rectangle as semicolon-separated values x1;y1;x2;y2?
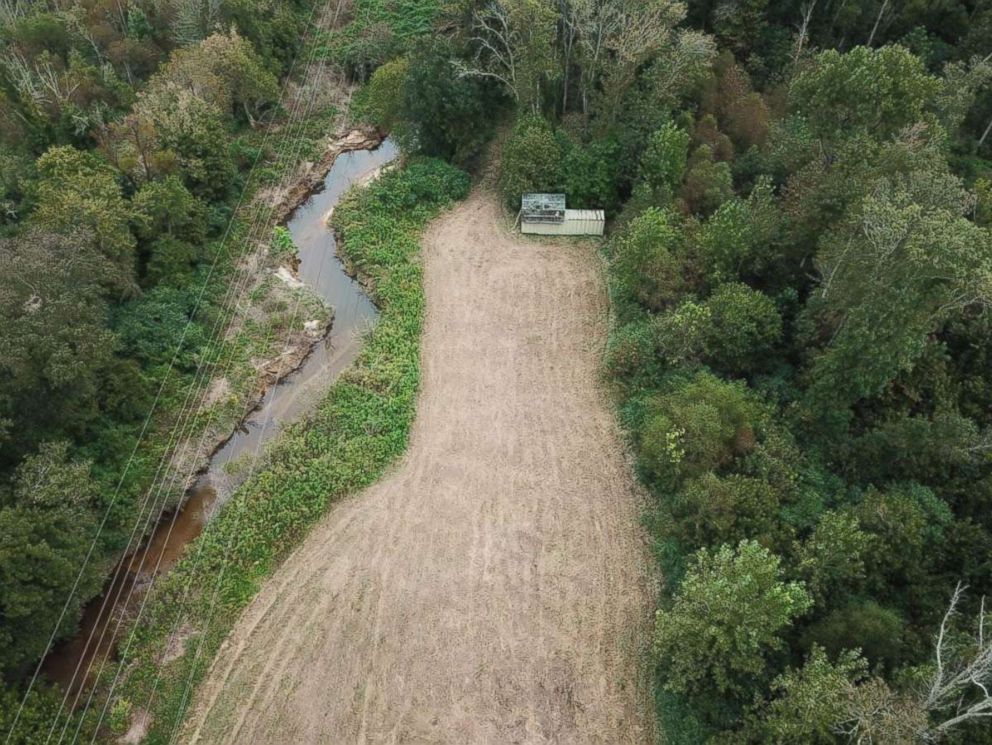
0;0;340;731
338;0;990;742
104;158;468;743
5;0;992;742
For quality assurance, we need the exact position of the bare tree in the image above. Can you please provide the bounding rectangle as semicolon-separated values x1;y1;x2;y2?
455;0;559;115
923;584;992;738
593;0;687;128
836;584;992;743
866;0;890;47
791;0;817;67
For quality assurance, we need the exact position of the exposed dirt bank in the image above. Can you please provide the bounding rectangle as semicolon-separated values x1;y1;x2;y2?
184;191;655;744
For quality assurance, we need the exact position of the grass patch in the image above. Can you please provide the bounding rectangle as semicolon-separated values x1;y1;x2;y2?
100;158;469;743
324;0;442;70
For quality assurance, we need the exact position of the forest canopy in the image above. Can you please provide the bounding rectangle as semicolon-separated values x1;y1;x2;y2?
0;0;313;696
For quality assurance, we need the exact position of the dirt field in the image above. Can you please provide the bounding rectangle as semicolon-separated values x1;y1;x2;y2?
184;191;655;744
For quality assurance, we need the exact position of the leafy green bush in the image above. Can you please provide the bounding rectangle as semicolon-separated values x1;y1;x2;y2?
681;144;733;215
611;207;690;312
604;320;658;382
326;0;441;75
639;371;769;486
801;601;906;670
499;115;563;209
561;136;622;212
790;45;940;142
0;682;97;744
638;122;690;204
654;540;812;699
669;473;784;553
703;282;782;373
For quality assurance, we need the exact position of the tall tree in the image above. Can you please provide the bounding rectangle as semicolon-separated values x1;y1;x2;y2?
457;0;560;114
0;229;116;452
654;540;812;698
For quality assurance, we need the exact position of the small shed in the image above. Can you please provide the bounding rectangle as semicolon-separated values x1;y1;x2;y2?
519;193;605;236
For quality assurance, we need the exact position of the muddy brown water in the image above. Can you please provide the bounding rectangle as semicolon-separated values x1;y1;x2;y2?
42;140;399;699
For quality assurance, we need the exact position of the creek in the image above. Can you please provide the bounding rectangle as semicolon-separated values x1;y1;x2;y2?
42;140;400;697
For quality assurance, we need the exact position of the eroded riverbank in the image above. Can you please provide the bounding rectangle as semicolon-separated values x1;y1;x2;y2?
42;138;399;699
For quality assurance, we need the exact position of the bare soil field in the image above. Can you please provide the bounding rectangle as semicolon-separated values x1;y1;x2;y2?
183;191;655;744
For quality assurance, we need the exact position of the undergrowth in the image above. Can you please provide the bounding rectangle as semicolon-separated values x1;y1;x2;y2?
100;158;469;743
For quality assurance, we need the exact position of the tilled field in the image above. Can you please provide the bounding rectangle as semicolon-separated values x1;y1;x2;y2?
184;191;654;744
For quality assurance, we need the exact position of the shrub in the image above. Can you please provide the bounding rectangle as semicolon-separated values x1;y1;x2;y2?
639;122;691;201
790;45;940;142
352;57;410;136
795;510;872;607
653;300;712;365
611;207;689;312
681;144;733;215
703;282;782;373
639;371;770;486
499;115;563;208
654;540;812;698
402;40;504;164
670;473;783;552
694;177;777;284
801;601;906;670
604;321;658;382
561;137;622;212
752;646;867;744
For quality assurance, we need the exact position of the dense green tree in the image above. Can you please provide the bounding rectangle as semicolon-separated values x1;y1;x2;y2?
131;176;208;285
154;30;280;122
131;176;208;244
652;299;711;365
0;502;101;677
499;115;564;208
655;540;812;698
639;371;769;485
0;441;103;677
694;176;777;284
561;136;623;211
710;0;768;58
402;40;505;164
790;46;940;143
703;282;782;373
801;601;906;671
30;146;137;292
854;484;952;596
0;230;116;452
352;57;411;137
0;682;96;744
611;207;690;311
669;473;784;552
111;285;208;371
806;178;992;416
748;646;867;744
135;87;236;200
795;510;872;607
681;144;733;214
220;0;307;74
636;121;690;205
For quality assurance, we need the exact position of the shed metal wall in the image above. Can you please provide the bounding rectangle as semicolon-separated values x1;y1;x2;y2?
522;209;604;236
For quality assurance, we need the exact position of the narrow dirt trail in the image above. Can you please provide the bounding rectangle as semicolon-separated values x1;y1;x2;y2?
184;191;654;744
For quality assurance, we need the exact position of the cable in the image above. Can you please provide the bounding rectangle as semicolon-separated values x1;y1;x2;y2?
51;37;332;745
3;3;326;741
65;6;344;742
